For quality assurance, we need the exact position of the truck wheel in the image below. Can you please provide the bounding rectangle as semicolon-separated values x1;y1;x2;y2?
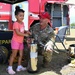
0;46;8;64
0;53;3;64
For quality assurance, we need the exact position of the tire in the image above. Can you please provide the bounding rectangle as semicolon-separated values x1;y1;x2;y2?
0;46;8;64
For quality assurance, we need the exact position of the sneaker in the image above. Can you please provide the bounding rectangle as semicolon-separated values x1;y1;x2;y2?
7;68;16;75
16;66;27;72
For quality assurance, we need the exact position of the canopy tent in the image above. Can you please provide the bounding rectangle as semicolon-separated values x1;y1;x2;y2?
0;0;27;4
1;0;75;5
1;0;70;4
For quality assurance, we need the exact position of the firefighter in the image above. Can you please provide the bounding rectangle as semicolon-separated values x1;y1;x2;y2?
30;12;55;68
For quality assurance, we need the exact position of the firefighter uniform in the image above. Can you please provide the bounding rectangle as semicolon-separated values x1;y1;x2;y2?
30;23;55;67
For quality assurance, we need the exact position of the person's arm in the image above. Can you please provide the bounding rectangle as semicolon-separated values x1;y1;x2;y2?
24;30;31;35
15;29;29;37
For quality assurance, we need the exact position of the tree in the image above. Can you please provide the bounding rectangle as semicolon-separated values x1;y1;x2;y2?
70;23;75;28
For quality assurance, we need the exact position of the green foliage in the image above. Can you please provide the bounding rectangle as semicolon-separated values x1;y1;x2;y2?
71;23;75;26
70;22;75;29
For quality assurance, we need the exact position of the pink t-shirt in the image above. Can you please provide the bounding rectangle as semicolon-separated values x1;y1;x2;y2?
12;22;25;43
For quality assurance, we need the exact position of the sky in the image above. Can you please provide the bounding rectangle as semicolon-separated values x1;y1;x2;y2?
69;5;75;24
68;0;75;24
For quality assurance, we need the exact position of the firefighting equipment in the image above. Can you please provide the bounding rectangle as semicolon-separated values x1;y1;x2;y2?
27;39;38;73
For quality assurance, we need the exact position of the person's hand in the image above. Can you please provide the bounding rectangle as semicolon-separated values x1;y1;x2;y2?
24;34;30;37
27;31;32;35
46;49;53;52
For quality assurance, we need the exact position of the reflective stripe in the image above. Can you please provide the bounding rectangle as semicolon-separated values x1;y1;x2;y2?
30;52;37;58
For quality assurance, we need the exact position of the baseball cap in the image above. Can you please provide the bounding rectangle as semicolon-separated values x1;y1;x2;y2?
38;12;51;20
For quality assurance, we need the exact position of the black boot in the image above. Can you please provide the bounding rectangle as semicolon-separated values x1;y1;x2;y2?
42;59;50;68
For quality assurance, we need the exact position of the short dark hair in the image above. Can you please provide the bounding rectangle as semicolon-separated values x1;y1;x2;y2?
15;6;25;15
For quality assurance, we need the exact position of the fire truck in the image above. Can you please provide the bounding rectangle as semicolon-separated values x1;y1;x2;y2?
0;0;69;63
11;0;69;30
